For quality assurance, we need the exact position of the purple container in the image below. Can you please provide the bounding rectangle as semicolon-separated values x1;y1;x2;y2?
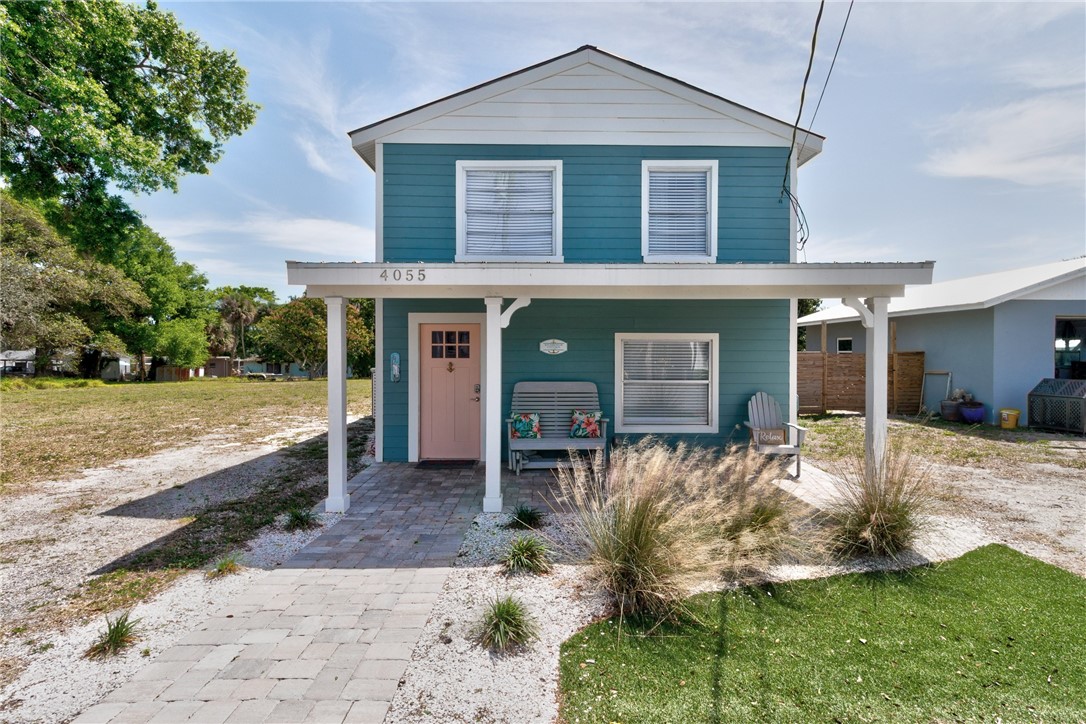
959;402;985;424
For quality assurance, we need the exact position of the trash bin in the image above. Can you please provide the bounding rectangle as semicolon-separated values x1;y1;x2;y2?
1000;408;1020;429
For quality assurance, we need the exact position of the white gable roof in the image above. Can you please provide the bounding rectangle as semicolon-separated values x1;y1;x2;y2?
348;46;824;170
799;257;1086;326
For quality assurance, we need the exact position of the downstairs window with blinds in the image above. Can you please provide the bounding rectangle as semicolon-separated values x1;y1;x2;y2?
615;333;719;433
456;160;563;261
641;160;718;261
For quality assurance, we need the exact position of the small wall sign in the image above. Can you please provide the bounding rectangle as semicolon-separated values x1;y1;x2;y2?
539;339;568;355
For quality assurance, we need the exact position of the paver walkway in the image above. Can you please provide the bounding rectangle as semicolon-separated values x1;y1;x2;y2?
75;463;554;724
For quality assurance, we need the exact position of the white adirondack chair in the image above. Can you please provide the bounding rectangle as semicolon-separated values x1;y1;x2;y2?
744;392;807;476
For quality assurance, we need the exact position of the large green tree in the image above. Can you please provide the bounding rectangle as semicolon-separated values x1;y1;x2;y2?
1;0;258;200
0;193;147;373
253;298;373;379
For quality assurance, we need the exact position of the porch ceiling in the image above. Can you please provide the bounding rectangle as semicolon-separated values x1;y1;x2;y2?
286;261;934;300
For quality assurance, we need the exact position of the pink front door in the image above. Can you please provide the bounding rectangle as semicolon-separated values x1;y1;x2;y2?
420;324;481;460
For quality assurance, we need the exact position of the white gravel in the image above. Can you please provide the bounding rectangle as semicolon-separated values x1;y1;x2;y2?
388;511;609;724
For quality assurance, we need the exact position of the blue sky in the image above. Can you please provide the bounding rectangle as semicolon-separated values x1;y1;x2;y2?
135;2;1086;302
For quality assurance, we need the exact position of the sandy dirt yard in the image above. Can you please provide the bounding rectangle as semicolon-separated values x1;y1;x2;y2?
0;414;370;721
805;416;1086;577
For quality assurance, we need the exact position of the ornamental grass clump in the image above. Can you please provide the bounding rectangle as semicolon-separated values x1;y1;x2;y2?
477;595;538;652
503;535;552;575
84;611;140;659
505;504;545;530
827;444;935;558
556;439;805;622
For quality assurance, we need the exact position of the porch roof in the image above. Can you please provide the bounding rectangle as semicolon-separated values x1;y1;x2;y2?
286;261;935;300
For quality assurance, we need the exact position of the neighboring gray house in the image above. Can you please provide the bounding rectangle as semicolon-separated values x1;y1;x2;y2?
800;258;1086;425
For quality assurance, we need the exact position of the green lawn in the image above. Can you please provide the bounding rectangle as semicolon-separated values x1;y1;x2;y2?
559;545;1086;723
0;377;372;491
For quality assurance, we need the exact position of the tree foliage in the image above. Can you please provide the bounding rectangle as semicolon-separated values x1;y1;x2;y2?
0;192;147;370
797;298;821;350
1;0;258;200
153;317;209;368
253;298;373;379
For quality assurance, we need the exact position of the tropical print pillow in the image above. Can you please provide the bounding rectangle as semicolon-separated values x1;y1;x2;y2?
510;412;542;439
570;409;604;438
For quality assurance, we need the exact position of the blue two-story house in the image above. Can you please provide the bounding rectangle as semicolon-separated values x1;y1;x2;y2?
287;46;933;513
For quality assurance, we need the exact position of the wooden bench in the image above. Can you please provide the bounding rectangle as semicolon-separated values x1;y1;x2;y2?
506;381;609;474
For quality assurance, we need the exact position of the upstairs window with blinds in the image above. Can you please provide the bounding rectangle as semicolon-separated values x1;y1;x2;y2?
641;160;718;261
456;160;563;261
615;333;718;433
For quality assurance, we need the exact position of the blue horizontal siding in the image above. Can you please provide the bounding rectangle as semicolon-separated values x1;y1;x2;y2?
383;144;790;264
380;298;789;461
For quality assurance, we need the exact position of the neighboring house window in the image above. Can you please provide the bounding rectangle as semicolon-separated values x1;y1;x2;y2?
837;337;853;353
455;160;562;261
642;160;718;261
615;333;718;433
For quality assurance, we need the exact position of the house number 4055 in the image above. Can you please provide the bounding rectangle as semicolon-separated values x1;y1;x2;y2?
379;269;426;282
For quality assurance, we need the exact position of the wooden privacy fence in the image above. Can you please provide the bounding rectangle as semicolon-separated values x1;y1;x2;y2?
798;351;925;415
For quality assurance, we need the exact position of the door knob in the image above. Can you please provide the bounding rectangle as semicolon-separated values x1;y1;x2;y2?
472;396;480;401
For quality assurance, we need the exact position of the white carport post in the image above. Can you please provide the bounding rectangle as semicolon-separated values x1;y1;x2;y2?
325;296;350;513
483;297;504;513
843;296;890;482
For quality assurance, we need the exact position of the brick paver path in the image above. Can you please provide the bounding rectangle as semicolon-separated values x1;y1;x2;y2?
75;463;554;724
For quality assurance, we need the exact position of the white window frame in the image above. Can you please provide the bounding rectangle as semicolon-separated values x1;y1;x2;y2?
614;332;719;434
455;160;563;262
641;160;718;262
837;337;853;354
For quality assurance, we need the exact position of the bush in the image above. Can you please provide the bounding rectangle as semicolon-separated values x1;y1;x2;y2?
505;504;545;530
284;507;320;531
477;595;538;651
556;440;804;621
84;611;140;659
827;444;935;558
503;535;552;575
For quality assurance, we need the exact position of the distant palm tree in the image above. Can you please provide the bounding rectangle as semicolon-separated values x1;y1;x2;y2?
205;316;235;357
219;294;257;360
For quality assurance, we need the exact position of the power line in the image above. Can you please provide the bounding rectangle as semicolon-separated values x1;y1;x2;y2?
804;0;855;139
781;0;826;199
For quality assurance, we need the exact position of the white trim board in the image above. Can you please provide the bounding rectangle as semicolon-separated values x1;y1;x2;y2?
407;313;488;463
288;261;934;301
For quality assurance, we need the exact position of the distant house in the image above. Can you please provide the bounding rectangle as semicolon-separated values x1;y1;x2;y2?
101;355;132;381
799;258;1086;424
0;349;36;375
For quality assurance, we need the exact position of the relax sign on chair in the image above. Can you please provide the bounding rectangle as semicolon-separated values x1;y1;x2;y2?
744;391;807;476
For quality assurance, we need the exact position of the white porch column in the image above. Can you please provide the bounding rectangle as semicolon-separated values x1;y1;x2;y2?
483;297;504;513
864;297;890;482
325;296;350;513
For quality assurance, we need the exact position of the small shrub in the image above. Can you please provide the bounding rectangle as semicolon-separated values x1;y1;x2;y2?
827;444;935;558
206;553;241;579
284;507;320;531
84;611;140;659
557;440;804;622
503;536;552;575
505;504;545;530
477;595;538;651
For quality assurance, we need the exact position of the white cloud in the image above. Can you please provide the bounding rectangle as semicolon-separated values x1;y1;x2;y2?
156;214;375;262
921;91;1085;187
